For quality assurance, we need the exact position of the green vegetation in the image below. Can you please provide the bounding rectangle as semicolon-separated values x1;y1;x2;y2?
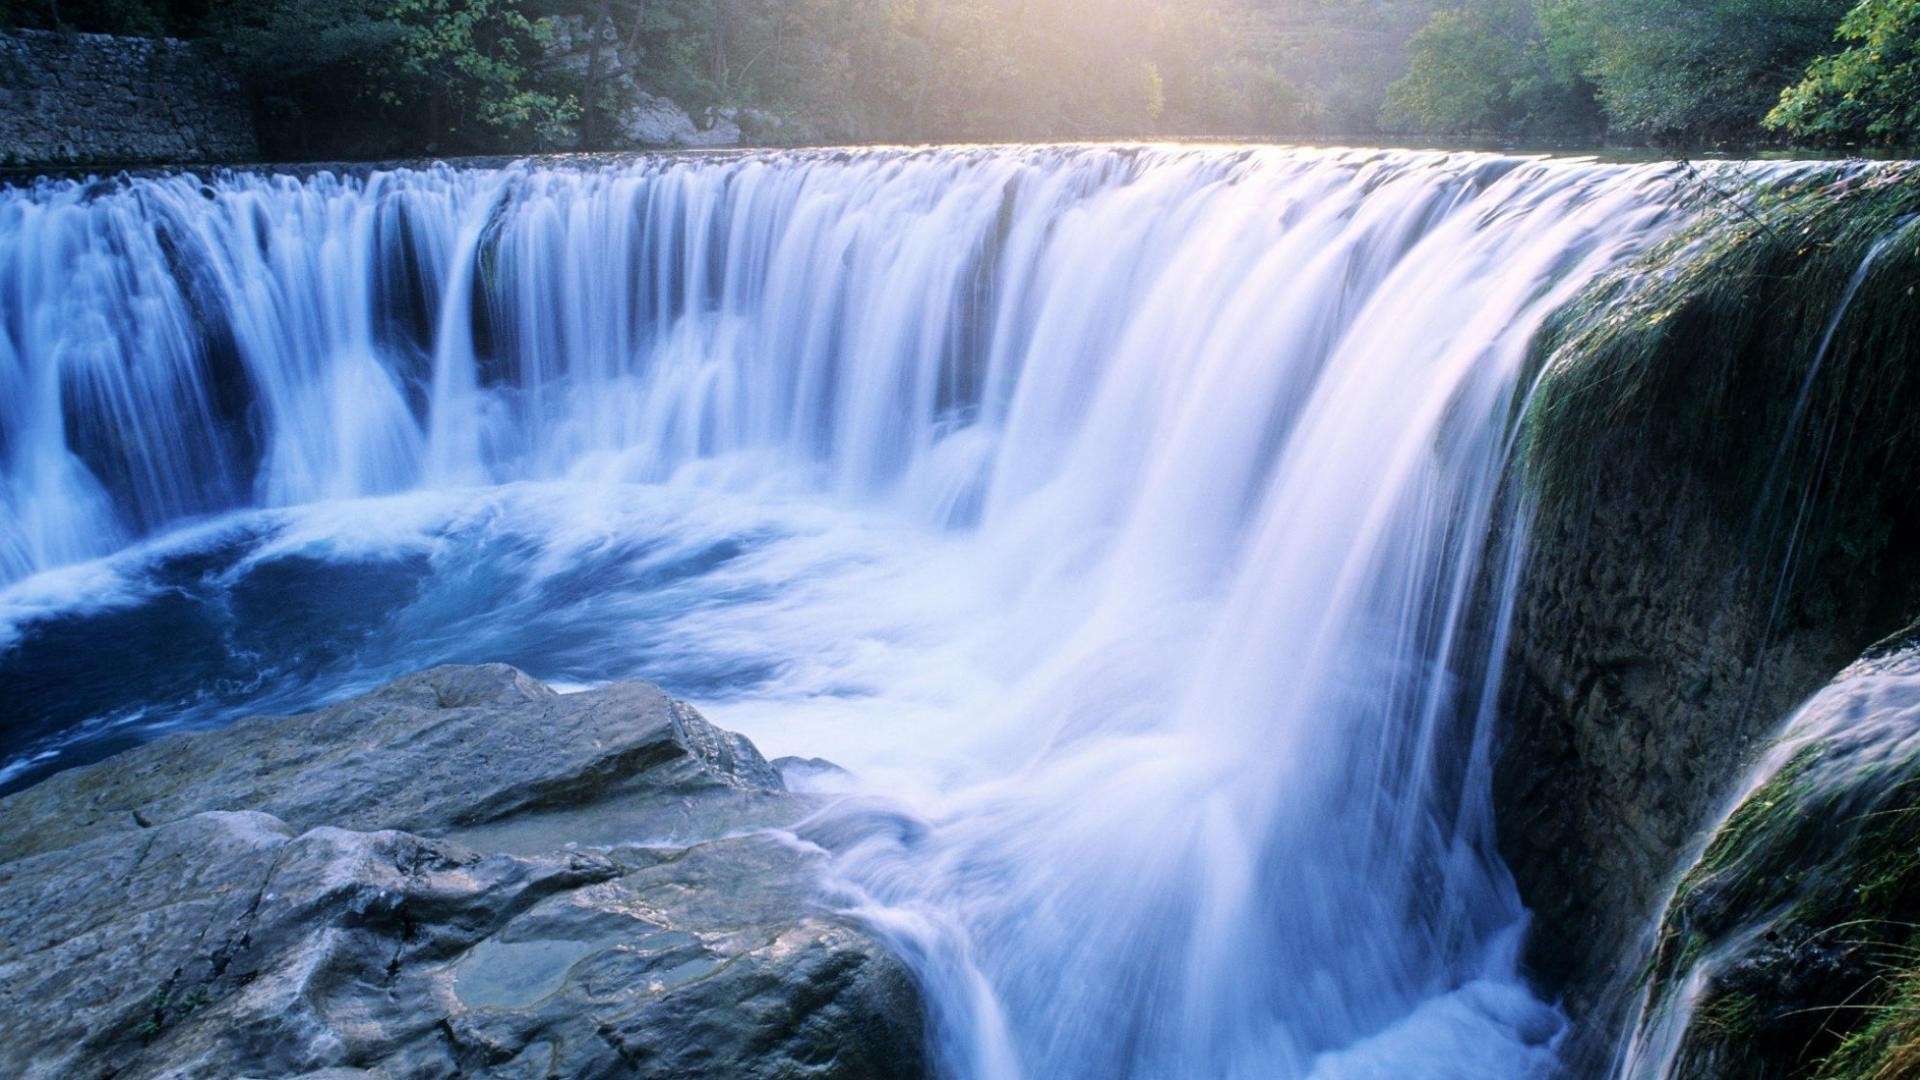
0;0;1441;156
137;984;214;1039
1383;0;1599;135
1520;164;1920;632
1637;728;1920;1075
1818;962;1920;1079
1770;0;1920;143
1579;0;1852;139
1389;0;1920;144
202;0;575;156
3;0;1916;155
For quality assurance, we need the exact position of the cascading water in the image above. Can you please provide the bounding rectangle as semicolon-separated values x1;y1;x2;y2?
1;145;1719;1075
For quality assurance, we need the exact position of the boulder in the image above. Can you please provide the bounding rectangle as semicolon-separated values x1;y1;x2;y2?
0;665;924;1079
616;89;702;148
1494;434;1856;1047
534;20;744;151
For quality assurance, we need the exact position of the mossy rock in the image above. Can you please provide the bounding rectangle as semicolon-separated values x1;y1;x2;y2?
1630;647;1920;1077
1520;163;1920;638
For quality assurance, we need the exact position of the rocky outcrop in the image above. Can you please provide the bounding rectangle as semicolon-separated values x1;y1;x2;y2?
0;665;924;1078
540;16;743;150
0;30;257;168
617;92;744;150
1625;642;1920;1077
1495;433;1862;1056
1494;166;1920;1068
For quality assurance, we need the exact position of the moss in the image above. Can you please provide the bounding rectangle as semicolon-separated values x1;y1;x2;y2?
1644;734;1920;1075
1520;163;1920;635
1520;157;1920;1080
1645;744;1826;1001
1692;746;1826;884
135;982;216;1042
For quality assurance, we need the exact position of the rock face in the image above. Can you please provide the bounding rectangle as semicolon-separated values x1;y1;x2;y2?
0;665;924;1079
1495;435;1862;1058
1494;168;1920;1067
539;17;743;150
617;92;744;150
0;30;258;168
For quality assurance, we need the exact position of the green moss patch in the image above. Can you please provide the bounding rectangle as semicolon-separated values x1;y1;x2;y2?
1640;724;1920;1075
1520;164;1920;635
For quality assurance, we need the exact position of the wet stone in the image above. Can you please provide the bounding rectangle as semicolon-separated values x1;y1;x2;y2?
0;665;925;1079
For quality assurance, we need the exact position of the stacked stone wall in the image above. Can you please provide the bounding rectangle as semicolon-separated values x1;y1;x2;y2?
1;30;257;168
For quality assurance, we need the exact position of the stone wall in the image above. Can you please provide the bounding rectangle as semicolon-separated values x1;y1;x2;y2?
0;30;257;168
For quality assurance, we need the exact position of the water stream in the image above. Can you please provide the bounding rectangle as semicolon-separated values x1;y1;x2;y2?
1;145;1719;1076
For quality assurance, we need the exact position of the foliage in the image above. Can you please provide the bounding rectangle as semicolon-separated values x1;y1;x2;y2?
1769;0;1920;143
1573;0;1853;140
1648;733;1920;1075
383;0;574;146
1236;1;1438;134
209;0;576;157
8;0;1916;152
1628;676;1920;1078
0;0;1452;152
1816;961;1920;1078
1383;0;1599;134
1389;0;1882;142
1386;0;1531;132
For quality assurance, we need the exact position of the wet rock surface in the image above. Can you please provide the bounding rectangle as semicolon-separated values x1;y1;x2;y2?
1496;433;1869;1062
0;665;924;1079
539;16;745;150
1496;169;1920;1072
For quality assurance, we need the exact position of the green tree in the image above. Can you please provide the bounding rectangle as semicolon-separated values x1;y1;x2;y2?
1385;0;1533;131
210;0;574;157
384;0;575;147
1570;0;1853;139
1768;0;1920;141
1387;0;1857;141
1383;0;1598;134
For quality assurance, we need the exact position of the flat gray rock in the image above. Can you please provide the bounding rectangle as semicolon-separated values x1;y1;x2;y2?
0;666;924;1079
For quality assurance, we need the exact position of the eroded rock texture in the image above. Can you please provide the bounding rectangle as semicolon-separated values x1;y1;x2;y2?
1496;435;1863;1050
0;665;924;1079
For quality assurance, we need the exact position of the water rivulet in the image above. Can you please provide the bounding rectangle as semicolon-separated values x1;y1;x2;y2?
0;147;1902;1077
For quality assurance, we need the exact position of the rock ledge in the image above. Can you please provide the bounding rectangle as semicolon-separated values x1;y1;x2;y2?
0;665;924;1079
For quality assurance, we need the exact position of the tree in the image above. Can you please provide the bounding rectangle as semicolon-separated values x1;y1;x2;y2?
1386;0;1858;141
209;0;575;157
1768;0;1920;141
1385;0;1534;132
1383;0;1598;135
385;0;576;148
1568;0;1853;140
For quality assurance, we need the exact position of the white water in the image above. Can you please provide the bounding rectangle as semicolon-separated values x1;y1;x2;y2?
1;145;1705;1075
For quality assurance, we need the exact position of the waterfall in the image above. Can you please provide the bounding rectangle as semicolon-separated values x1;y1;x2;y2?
1;146;1709;1075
